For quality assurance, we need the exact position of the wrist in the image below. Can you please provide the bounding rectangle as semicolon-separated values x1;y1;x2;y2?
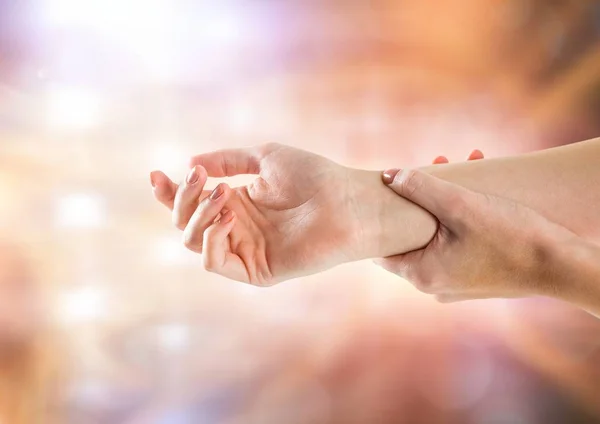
342;167;437;261
545;233;600;311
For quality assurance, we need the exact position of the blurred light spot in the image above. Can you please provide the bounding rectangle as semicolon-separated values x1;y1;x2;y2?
452;345;495;409
0;178;16;222
233;283;261;296
228;100;255;134
363;113;387;134
39;1;249;82
201;12;241;45
41;0;172;33
154;236;197;265
150;144;188;176
46;86;101;130
420;341;495;410
55;193;106;228
157;410;194;424
60;286;108;323
157;323;190;352
37;68;49;80
69;380;112;407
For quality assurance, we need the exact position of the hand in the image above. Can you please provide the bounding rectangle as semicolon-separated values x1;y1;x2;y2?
374;166;579;303
150;143;367;285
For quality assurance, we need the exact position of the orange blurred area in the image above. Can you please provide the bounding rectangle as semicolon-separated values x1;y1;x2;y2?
0;0;599;423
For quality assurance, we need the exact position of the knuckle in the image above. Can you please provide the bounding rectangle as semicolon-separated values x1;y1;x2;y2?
172;214;186;231
182;232;202;252
446;192;468;220
259;142;283;160
221;155;233;176
262;142;281;153
399;170;421;197
202;254;217;273
195;197;211;215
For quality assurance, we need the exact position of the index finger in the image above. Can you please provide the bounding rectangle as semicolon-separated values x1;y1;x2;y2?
189;143;280;177
189;147;261;177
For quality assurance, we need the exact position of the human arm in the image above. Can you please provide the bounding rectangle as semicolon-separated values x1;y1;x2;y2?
150;138;600;285
350;137;600;261
374;165;600;315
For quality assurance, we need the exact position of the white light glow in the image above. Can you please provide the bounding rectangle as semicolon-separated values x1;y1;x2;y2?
46;87;101;130
60;286;108;323
157;323;190;352
55;193;106;229
150;144;188;176
228;100;256;134
154;236;197;266
41;0;177;78
41;0;172;32
201;13;242;45
39;1;254;82
0;178;16;223
69;380;112;407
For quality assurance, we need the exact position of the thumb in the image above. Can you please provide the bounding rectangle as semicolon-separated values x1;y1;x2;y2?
381;168;470;219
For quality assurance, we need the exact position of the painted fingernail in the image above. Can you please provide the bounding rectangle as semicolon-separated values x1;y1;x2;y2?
150;172;157;188
186;167;200;184
220;210;235;224
382;169;401;185
469;149;484;160
210;184;224;200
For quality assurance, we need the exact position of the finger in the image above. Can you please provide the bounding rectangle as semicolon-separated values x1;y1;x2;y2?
381;168;472;221
150;171;178;210
432;156;449;165
202;211;250;282
189;143;278;177
182;183;232;252
172;166;211;230
467;149;484;161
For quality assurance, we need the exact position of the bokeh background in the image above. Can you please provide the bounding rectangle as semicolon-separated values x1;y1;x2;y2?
1;0;600;423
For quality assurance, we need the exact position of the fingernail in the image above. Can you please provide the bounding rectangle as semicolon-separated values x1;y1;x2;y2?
382;168;401;185
210;184;224;201
150;172;157;188
186;167;200;184
220;210;235;224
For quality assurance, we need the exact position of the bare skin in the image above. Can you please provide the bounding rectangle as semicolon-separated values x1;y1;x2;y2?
151;143;377;285
377;166;600;317
150;138;600;312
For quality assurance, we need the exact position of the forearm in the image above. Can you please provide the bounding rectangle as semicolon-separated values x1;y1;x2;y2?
349;137;600;259
426;138;600;242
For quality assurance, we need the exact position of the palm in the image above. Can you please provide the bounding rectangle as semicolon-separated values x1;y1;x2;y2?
217;145;356;285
